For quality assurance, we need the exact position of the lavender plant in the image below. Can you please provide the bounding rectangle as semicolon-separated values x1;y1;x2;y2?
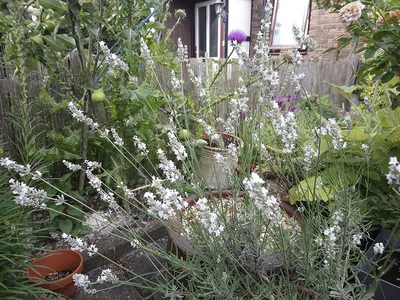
1;1;399;299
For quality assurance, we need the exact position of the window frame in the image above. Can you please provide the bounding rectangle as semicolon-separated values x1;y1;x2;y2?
269;0;312;51
194;0;223;58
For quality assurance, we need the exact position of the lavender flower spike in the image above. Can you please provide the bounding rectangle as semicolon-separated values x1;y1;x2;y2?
228;30;247;44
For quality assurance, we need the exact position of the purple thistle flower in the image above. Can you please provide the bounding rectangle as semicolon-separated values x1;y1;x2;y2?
228;30;247;44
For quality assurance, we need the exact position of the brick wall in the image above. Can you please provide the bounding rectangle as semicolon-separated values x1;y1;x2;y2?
249;1;351;58
250;0;264;57
308;2;351;58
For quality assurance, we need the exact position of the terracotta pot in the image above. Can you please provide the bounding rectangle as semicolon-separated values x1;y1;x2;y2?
197;132;244;189
27;249;83;299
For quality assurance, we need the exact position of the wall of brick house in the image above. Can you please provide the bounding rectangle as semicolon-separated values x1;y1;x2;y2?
308;2;351;59
249;1;351;59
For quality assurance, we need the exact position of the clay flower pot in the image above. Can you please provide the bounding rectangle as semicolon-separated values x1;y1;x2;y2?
27;249;83;299
197;132;244;189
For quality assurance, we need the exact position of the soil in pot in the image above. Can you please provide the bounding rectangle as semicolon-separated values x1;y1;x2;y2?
44;269;73;282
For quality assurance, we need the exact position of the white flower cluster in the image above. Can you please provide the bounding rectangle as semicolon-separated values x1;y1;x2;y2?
373;242;385;255
177;38;186;63
9;178;47;208
83;160;119;209
303;145;318;172
225;78;249;134
243;173;281;224
361;143;369;157
68;102;99;130
157;149;184;183
110;129;124;147
315;118;347;150
269;102;298;153
167;131;187;161
195;197;224;236
140;37;154;68
62;233;98;256
96;269;119;284
0;157;31;176
99;41;129;72
117;182;135;200
62;160;82;172
386;157;400;191
73;273;90;289
171;70;183;92
292;25;316;51
133;135;149;155
338;1;365;25
144;177;188;220
197;119;220;141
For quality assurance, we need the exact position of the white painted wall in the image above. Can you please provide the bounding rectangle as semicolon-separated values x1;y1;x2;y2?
227;0;252;58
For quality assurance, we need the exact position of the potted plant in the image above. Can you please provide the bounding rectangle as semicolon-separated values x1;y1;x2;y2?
357;229;400;300
195;132;244;189
27;249;83;299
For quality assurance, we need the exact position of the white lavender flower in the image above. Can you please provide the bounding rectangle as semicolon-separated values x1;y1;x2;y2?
9;179;47;208
110;128;124;147
133;135;149;155
164;285;184;300
361;144;369;157
386;157;400;191
140;37;154;68
0;157;31;176
214;153;226;164
62;160;82;172
167;131;187;161
96;269;118;284
171;70;183;91
303;145;318;172
144;177;188;220
130;238;141;249
62;233;87;252
268;103;298;153
55;194;67;206
157;149;183;183
73;273;90;288
177;38;185;63
243;173;281;224
99;41;129;72
373;242;385;255
87;244;98;257
68;102;99;130
315;118;346;150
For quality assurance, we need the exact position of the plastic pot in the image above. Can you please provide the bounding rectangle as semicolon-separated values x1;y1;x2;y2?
27;249;83;299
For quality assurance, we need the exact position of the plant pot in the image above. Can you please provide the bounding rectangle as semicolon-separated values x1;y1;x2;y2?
27;249;83;299
357;229;400;300
167;190;301;256
197;132;244;189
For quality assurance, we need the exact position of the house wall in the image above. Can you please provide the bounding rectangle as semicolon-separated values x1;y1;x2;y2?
249;1;350;58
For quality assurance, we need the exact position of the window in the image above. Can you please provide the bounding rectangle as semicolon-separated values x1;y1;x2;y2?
195;1;222;58
270;0;311;49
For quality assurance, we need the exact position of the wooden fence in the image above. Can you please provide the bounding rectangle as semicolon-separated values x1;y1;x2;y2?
0;55;361;156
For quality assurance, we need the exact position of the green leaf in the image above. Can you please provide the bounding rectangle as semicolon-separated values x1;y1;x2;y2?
57;34;76;48
82;2;96;12
342;127;370;141
42;35;65;52
58;218;73;234
289;176;334;203
39;0;66;12
327;83;358;100
67;206;84;221
147;22;164;31
49;205;63;222
364;48;376;60
381;72;395;83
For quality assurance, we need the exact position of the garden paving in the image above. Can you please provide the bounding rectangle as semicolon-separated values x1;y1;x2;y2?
75;235;168;300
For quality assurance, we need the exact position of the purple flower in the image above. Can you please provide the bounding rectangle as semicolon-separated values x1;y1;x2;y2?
228;30;247;44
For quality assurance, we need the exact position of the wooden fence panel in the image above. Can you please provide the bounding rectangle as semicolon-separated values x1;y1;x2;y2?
0;55;361;156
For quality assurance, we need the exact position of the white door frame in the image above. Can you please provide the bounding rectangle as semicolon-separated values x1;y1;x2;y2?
195;0;222;58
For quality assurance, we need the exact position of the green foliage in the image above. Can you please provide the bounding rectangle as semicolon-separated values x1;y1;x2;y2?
0;168;48;299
